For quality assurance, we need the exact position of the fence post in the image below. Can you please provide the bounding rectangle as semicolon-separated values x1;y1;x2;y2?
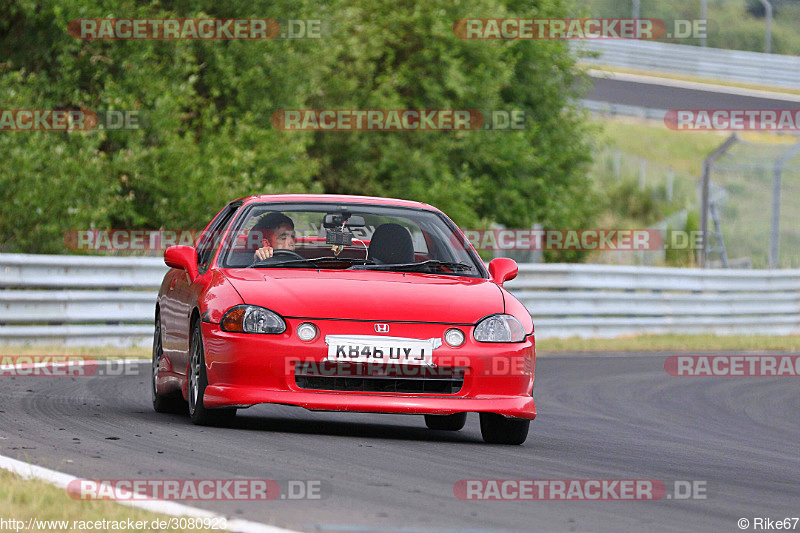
700;0;707;47
769;142;800;269
758;0;772;54
700;134;737;268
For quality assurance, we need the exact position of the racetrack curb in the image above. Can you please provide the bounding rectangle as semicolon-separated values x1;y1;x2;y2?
0;453;299;533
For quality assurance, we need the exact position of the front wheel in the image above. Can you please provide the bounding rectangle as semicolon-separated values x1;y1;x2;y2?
188;321;237;426
479;413;530;445
424;413;467;431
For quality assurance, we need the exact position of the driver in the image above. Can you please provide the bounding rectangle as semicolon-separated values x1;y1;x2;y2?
252;212;297;261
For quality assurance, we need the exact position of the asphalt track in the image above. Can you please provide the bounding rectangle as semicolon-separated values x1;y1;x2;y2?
1;353;798;532
586;76;800;110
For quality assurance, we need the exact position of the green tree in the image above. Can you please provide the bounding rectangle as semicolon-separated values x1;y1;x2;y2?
1;0;596;262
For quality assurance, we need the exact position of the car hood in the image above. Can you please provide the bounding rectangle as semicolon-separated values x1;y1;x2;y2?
222;269;503;323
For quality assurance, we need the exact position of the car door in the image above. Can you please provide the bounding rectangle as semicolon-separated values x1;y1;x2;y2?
164;202;241;375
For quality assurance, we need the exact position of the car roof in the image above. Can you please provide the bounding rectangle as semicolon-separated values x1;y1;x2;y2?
233;194;441;212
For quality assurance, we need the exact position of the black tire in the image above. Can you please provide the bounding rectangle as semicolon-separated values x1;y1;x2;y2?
188;320;237;427
479;413;530;445
424;413;467;431
152;314;187;414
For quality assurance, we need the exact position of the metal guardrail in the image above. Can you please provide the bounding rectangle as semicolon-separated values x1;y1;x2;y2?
580;99;667;120
0;254;166;346
506;264;800;338
1;254;799;345
576;40;800;88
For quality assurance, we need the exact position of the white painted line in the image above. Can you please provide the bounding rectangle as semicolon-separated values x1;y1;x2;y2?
587;69;800;102
0;454;299;533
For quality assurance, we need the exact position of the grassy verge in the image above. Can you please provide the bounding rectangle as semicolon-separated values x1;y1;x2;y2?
3;335;800;358
592;116;797;176
538;334;800;354
0;469;224;533
0;346;150;359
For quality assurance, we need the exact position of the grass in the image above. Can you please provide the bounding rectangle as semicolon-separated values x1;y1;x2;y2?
0;469;223;533
537;333;800;354
591;117;797;176
0;345;150;359
4;333;800;359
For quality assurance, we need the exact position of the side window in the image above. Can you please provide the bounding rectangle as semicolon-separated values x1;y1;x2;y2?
196;204;240;273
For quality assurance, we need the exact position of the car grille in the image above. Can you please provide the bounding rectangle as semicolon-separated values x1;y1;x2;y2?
294;362;465;395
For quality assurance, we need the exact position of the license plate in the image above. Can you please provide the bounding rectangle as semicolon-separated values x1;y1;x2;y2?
325;335;441;366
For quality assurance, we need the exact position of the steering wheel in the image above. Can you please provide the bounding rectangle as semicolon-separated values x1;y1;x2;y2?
271;249;304;260
248;249;305;268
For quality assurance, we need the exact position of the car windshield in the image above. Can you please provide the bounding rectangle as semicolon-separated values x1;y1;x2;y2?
217;202;485;278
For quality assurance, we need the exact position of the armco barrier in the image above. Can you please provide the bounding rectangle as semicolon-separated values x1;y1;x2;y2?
1;254;798;345
506;263;800;338
575;40;800;88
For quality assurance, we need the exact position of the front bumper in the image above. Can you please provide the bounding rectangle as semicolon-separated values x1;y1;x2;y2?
200;319;536;420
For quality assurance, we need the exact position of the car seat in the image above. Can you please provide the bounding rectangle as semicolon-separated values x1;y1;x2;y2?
368;223;414;264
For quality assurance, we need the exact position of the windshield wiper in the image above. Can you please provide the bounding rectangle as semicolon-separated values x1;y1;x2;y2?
363;260;474;273
247;256;374;268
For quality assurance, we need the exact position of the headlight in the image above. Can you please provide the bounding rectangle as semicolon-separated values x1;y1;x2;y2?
221;305;286;334
473;314;525;343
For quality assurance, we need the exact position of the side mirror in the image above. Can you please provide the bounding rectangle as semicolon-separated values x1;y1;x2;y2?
165;245;199;282
488;257;518;285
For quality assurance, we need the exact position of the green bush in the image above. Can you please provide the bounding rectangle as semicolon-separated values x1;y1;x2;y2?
606;179;662;225
665;209;699;267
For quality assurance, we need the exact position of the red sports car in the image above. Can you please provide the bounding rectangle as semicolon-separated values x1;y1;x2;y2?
152;194;536;444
